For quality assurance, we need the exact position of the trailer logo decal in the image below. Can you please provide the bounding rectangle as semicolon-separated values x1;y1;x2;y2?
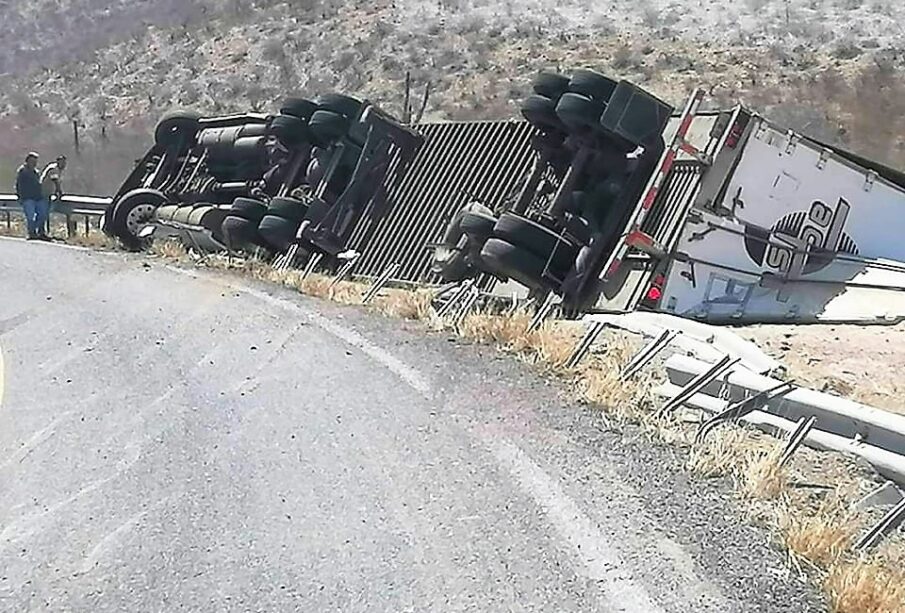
744;198;859;275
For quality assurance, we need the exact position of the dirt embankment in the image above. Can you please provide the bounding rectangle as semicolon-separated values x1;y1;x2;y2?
740;323;905;416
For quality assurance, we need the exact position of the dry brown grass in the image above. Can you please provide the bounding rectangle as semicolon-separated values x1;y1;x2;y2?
741;444;789;500
458;310;533;346
0;216;26;237
826;556;905;613
457;311;583;372
150;237;190;260
0;215;116;248
780;499;861;569
577;356;651;423
374;288;433;320
688;427;757;478
67;231;118;249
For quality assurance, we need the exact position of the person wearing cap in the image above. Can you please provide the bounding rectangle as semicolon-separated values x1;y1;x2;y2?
15;152;49;240
41;155;67;236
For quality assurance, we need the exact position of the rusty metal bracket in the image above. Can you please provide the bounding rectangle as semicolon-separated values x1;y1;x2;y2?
329;252;361;290
620;329;678;381
780;415;817;467
362;262;401;304
854;498;905;552
565;321;607;370
695;380;795;444
527;293;560;333
435;279;475;319
659;355;740;418
301;252;324;281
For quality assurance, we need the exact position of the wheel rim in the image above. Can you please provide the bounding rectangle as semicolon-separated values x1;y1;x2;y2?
125;203;158;235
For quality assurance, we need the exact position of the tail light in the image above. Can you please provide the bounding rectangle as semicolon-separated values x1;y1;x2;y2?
643;274;666;307
646;285;663;302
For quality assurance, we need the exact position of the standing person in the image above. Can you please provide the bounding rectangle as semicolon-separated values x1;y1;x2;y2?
15;152;48;241
41;155;67;236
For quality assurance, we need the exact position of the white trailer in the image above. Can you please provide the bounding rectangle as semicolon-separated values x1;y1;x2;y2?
596;92;905;324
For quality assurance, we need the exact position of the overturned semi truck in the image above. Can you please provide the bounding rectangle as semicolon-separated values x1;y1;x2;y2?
104;72;905;324
424;72;905;324
102;93;423;258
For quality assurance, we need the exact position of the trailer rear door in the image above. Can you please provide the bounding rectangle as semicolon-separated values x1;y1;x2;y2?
592;93;737;312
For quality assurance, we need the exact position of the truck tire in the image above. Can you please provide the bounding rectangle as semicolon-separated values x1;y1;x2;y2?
563;212;593;246
155;111;202;147
556;93;605;133
110;188;168;250
432;202;494;282
480;238;548;290
316;93;363;118
200;206;231;242
568;70;617;103
460;211;498;242
280;97;318;121
533;72;571;100
222;215;262;250
492;213;580;272
599;81;674;149
309;110;350;147
303;196;332;224
258;215;300;252
230;197;268;224
266;196;308;223
270;114;309;146
521;95;565;133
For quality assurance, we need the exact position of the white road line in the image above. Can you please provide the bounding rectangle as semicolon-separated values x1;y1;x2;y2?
165;266;432;397
483;434;666;613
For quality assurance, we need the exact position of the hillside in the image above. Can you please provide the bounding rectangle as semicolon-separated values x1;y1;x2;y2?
1;0;904;194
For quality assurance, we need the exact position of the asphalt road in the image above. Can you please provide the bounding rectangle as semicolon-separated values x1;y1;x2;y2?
0;238;824;612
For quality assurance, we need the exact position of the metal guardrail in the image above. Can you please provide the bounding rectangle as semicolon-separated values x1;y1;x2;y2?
0;193;111;237
0;193;111;212
661;354;905;486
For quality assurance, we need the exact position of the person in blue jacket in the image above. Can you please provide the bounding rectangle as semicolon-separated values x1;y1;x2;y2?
15;152;49;240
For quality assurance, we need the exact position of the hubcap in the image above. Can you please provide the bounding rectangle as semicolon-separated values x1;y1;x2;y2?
125;203;158;235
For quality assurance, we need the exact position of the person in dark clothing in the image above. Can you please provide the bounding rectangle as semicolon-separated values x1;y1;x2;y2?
15;152;49;240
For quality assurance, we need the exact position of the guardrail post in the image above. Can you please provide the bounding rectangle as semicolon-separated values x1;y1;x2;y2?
780;415;817;467
452;285;482;329
330;255;360;290
565;321;606;370
658;356;740;418
854;498;905;552
527;293;560;333
301;253;324;281
435;280;475;319
620;329;678;381
362;263;401;305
